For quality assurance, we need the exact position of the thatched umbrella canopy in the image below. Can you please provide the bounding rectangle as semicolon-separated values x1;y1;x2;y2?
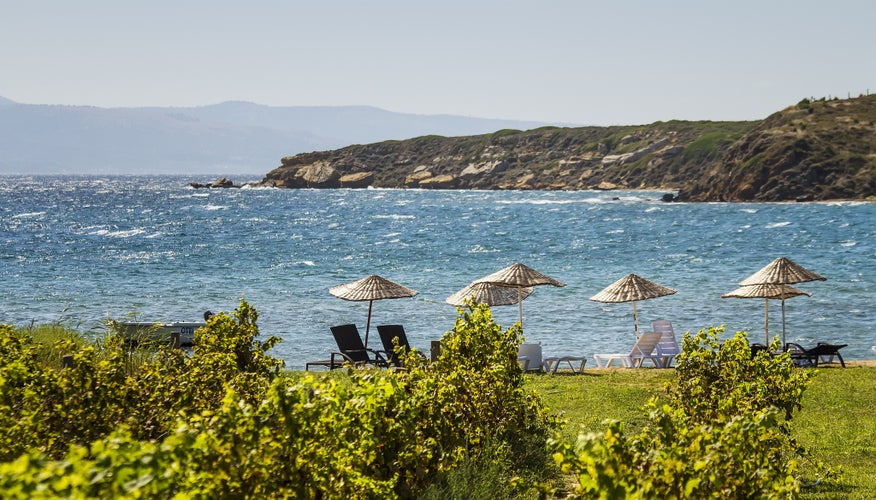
590;273;676;338
474;263;565;329
329;274;418;348
445;281;534;307
739;257;826;286
738;257;826;345
722;283;812;344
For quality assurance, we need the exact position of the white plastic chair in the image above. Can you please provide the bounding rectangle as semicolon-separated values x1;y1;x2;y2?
594;332;663;368
518;343;544;372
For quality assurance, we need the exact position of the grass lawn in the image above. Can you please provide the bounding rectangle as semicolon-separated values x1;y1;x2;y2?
525;365;876;499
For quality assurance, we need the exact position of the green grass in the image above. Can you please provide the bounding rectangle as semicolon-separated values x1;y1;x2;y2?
526;370;672;442
19;323;90;370
525;366;876;499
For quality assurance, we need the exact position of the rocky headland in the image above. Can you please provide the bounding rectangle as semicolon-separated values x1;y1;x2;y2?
259;95;876;202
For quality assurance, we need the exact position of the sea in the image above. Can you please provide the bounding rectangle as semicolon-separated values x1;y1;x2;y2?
1;175;873;369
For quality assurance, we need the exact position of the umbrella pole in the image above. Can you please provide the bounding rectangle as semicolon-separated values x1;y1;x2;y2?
764;298;769;344
779;283;786;348
632;300;638;339
364;300;374;348
781;298;787;347
517;287;523;329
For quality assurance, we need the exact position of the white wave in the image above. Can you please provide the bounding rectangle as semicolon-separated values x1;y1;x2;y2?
385;232;401;237
606;229;625;234
840;240;856;247
373;214;415;220
105;229;147;238
205;204;228;211
740;208;758;214
644;207;661;213
497;197;627;206
468;244;498;253
87;227;146;238
145;232;163;239
824;201;868;207
12;211;46;219
115;251;177;261
291;260;315;266
765;221;792;228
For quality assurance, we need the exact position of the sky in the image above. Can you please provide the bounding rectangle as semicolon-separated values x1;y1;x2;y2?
2;0;875;125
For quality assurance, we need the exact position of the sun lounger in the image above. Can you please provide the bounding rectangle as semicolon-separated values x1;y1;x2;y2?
784;342;847;368
749;343;771;359
542;355;588;374
313;324;388;369
649;320;680;368
376;324;425;367
594;332;663;368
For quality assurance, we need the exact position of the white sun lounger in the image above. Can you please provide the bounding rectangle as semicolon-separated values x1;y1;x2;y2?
649;320;680;368
594;332;663;368
543;355;588;374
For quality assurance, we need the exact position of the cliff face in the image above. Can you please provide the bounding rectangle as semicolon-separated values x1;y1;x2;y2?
677;96;876;201
261;95;876;201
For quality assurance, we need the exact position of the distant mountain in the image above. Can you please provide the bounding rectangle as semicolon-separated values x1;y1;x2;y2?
0;97;552;175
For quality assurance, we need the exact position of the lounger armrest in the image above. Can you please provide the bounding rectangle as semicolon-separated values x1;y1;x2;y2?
330;351;355;369
367;348;389;367
783;343;806;353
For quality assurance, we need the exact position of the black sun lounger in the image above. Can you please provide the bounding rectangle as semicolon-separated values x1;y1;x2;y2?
785;342;847;368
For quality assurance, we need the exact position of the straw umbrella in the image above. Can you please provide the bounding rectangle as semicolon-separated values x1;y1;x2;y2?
737;257;826;345
590;273;676;338
445;281;533;307
721;283;812;344
473;263;566;329
329;274;418;348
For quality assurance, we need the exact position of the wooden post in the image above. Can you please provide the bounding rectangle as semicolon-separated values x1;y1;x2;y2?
430;340;441;362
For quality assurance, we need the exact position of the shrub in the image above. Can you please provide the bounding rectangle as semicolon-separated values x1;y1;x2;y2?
551;326;823;498
393;301;559;495
0;301;557;498
0;299;283;461
667;327;811;422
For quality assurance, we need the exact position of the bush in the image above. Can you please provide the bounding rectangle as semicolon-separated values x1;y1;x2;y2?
392;301;559;495
0;300;557;498
0;300;283;461
551;326;825;498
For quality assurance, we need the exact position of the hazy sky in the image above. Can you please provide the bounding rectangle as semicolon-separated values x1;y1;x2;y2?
2;0;874;125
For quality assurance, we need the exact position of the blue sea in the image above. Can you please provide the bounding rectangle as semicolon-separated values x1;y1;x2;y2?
1;175;873;368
